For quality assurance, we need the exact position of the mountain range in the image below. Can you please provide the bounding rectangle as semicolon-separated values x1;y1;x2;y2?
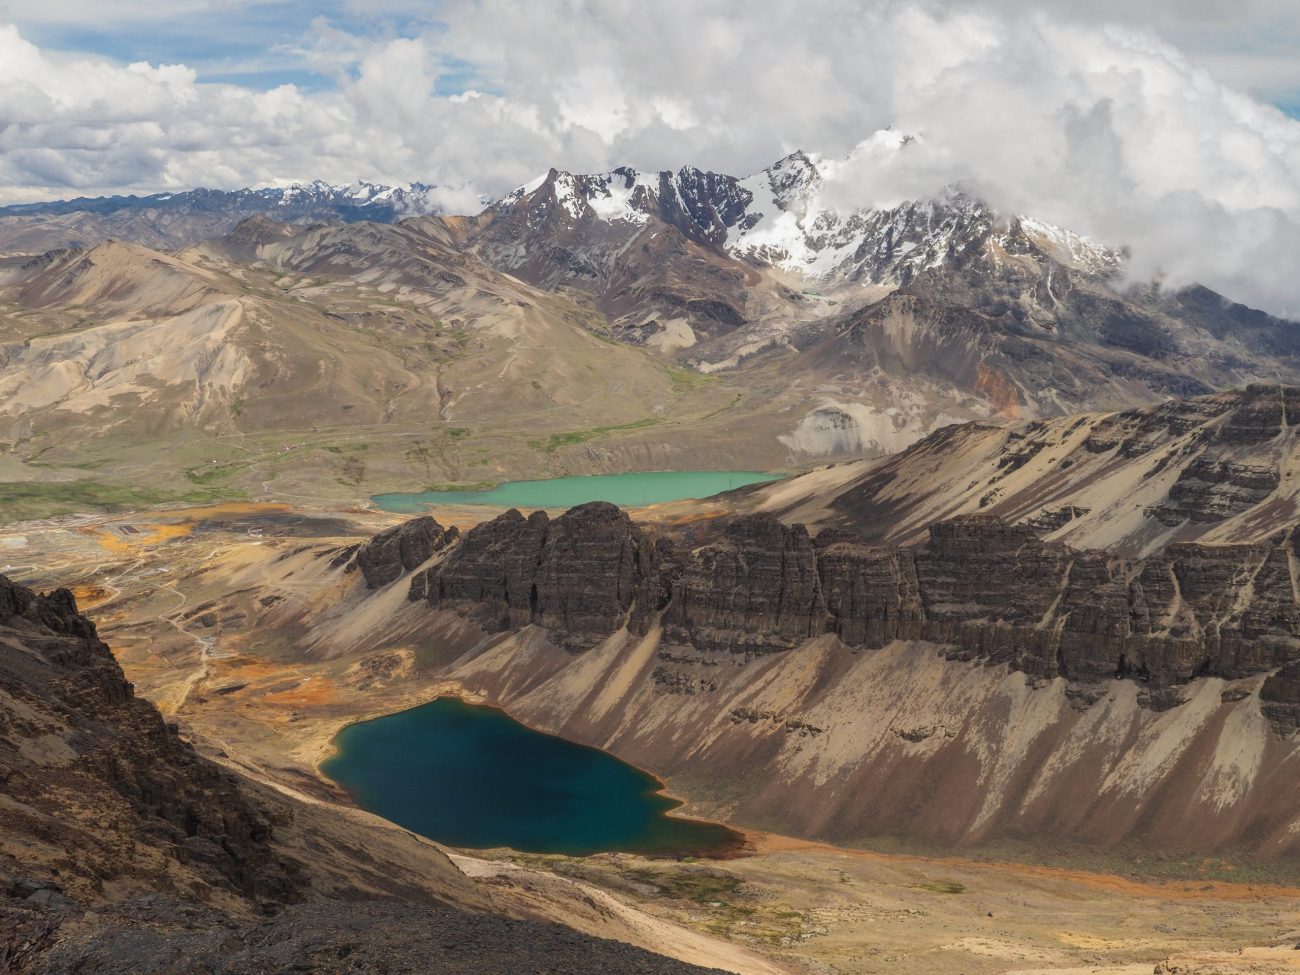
0;146;1298;521
0;180;449;253
7;140;1300;974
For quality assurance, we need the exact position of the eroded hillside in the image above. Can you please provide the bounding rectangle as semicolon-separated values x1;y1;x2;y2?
0;571;786;975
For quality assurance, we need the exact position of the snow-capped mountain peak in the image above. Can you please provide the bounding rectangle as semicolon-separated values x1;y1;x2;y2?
497;166;658;225
493;136;1116;285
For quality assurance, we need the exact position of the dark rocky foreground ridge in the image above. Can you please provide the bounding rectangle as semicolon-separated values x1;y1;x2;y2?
0;574;733;975
0;574;302;908
359;501;1300;729
16;902;733;975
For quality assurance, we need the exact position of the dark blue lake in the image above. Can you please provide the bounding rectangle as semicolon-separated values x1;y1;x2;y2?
321;697;742;857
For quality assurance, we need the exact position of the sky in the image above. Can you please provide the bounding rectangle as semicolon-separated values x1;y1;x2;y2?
0;0;1299;315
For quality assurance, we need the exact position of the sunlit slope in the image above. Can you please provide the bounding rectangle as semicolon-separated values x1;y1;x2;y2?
748;384;1300;555
0;224;755;515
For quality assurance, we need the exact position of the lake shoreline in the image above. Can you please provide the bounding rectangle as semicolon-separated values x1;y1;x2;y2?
320;693;752;860
370;470;784;513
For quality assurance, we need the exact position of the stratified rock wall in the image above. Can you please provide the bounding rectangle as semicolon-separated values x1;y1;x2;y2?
409;503;657;649
355;515;459;589
393;502;1300;720
662;516;829;653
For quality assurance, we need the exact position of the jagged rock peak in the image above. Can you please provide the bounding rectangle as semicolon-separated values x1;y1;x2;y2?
355;515;459;589
490;137;1113;283
405;501;664;650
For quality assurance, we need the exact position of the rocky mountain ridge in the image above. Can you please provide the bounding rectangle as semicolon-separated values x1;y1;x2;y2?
358;495;1300;728
490;144;1111;287
744;383;1300;556
465;151;1300;436
0;180;448;253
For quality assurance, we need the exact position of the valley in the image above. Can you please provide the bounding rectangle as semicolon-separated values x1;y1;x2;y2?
4;153;1300;974
4;150;1300;531
7;387;1300;972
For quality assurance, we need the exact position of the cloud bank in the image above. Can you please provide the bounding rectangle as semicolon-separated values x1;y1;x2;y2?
0;0;1298;316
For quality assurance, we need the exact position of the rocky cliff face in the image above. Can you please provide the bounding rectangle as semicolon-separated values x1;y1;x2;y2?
355;515;460;588
408;502;667;649
395;503;1300;725
1261;662;1300;735
662;517;827;654
0;574;303;911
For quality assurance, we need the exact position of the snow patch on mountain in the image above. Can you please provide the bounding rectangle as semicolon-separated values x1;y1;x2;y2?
1014;216;1114;274
586;169;656;225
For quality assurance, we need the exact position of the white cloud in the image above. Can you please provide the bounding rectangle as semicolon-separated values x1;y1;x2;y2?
0;2;1297;317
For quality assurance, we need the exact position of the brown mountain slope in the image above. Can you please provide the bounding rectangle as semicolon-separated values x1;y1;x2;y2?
740;383;1300;556
0;574;303;910
98;492;1293;873
0;223;756;512
0;571;772;975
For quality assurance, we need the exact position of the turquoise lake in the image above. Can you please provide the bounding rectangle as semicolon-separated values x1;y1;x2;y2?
370;470;782;513
322;698;740;856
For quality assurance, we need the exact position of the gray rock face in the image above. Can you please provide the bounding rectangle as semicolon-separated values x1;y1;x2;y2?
533;501;664;648
820;517;1300;698
409;502;659;649
815;530;923;646
388;504;1300;722
412;508;549;631
1261;661;1300;735
354;515;458;589
662;516;828;653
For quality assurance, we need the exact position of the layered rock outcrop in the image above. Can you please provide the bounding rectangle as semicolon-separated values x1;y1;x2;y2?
662;517;827;653
1261;662;1300;735
355;515;459;588
408;502;666;649
393;502;1300;721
